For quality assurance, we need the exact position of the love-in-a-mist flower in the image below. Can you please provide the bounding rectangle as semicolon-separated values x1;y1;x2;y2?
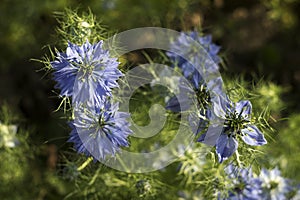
51;40;122;106
68;101;132;160
220;164;263;200
167;31;221;78
259;167;291;200
166;73;225;136
199;98;267;163
166;72;210;133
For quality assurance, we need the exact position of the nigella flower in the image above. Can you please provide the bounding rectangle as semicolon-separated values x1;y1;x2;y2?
166;71;214;134
167;31;221;78
199;98;267;163
51;40;122;107
68;101;132;160
166;72;225;137
219;164;263;200
259;167;291;200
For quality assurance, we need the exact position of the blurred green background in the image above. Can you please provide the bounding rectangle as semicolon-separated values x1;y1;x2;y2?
0;0;299;199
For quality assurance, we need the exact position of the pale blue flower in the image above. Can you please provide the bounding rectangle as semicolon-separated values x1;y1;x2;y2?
220;164;263;200
259;167;291;200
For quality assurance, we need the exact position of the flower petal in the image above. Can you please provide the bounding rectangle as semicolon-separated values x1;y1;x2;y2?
166;96;181;112
241;125;267;146
235;100;252;119
213;95;231;118
216;134;238;163
189;112;208;135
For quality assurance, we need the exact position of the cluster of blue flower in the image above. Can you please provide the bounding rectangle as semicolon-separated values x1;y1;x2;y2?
219;164;295;199
51;40;132;160
50;31;268;165
166;31;267;163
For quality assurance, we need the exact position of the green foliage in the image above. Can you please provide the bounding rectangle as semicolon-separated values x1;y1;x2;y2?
262;114;300;181
0;105;70;199
54;8;108;46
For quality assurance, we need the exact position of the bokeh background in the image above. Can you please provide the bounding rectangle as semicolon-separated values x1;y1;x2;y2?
0;0;299;199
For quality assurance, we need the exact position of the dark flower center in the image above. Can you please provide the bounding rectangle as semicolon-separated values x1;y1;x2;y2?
224;111;249;135
194;84;210;110
269;181;279;190
97;112;115;134
234;182;246;193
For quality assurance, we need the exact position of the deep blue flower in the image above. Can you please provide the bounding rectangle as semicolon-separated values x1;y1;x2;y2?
167;31;221;78
220;164;263;200
166;71;216;133
68;101;132;160
199;98;267;163
166;72;226;139
259;167;292;200
51;40;122;107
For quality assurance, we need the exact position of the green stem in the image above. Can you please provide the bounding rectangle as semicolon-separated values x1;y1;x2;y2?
77;157;93;171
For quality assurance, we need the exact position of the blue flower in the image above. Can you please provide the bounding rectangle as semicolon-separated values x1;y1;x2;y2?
51;40;122;107
166;72;226;138
220;164;263;200
167;31;221;78
166;71;214;133
68;101;132;160
259;167;292;200
199;98;267;163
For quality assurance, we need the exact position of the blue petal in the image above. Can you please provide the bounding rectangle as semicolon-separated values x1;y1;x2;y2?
181;62;195;77
213;95;231;118
197;123;223;145
216;134;238;163
209;43;221;55
241;125;267;146
199;35;212;45
189;113;207;135
166;96;181;112
191;71;204;89
235;100;252;119
197;133;206;142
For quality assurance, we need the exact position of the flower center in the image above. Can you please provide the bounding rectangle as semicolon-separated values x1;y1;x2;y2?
81;63;95;76
234;182;246;193
269;181;279;190
224;111;249;135
97;112;115;134
195;85;210;109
